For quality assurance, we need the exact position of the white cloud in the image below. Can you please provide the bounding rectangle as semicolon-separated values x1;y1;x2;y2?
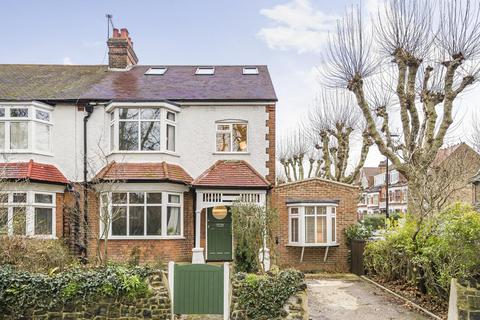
62;57;73;65
257;0;338;53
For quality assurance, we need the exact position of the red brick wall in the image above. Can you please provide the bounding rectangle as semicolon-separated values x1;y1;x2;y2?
265;105;276;185
87;190;194;264
55;192;65;238
272;178;358;272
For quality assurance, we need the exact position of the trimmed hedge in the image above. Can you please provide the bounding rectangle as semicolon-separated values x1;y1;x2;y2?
232;269;306;319
0;265;151;316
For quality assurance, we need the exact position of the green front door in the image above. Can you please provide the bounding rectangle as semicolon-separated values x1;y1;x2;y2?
207;206;232;261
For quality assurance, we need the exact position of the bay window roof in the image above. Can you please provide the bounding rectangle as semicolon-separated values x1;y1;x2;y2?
0;160;68;184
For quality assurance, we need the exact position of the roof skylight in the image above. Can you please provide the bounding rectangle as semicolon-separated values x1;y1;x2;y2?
195;67;215;75
243;67;259;75
145;67;167;75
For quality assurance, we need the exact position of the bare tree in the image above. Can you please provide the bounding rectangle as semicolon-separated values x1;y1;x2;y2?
323;0;480;217
470;113;480;153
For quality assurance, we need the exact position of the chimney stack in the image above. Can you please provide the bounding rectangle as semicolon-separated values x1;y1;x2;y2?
107;28;138;70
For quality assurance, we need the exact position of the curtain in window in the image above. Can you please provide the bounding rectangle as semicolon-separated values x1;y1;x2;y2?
166;124;175;151
167;207;180;235
35;122;50;152
10;122;28;149
34;207;52;235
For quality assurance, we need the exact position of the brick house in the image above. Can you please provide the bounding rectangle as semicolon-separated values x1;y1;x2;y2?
273;178;358;272
0;27;357;271
0;27;276;265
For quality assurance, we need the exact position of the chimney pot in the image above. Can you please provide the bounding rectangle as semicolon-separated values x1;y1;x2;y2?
112;28;120;38
120;28;129;38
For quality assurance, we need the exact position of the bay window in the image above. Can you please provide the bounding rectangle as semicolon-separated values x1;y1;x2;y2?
110;107;177;152
101;191;183;239
288;203;337;246
215;121;248;153
0;191;56;238
0;103;53;153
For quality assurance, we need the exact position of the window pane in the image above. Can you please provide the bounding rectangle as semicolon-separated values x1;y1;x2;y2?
35;193;53;204
112;193;127;204
119;121;139;150
232;124;247;152
217;124;230;131
331;217;336;242
110;124;114;151
129;206;144;236
146;206;162;235
119;108;138;119
305;216;315;243
34;207;52;235
10;108;28;118
166;124;175;152
290;207;299;215
0;108;4;117
316;216;327;243
168;194;180;203
140;108;161;119
129;192;145;204
305;206;315;215
291;217;298;243
0;122;4;149
10;122;28;149
316;206;326;215
35;122;50;152
216;132;231;152
147;193;162;204
167;111;176;121
167;207;180;235
0;208;7;235
35;110;50;121
140;121;161;150
13;207;26;235
13;193;26;203
111;206;127;236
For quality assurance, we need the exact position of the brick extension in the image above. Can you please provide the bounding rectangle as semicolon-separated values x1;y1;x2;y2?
272;178;358;272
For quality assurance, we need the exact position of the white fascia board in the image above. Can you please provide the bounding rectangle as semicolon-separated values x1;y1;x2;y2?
176;101;274;106
4;182;66;193
105;101;181;113
0;101;54;111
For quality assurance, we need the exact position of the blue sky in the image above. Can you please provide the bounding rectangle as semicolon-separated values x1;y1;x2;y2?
2;0;479;166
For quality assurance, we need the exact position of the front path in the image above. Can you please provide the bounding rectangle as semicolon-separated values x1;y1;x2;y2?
307;276;430;320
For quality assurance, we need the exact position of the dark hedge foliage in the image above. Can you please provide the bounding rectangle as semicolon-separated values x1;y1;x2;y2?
0;265;151;316
233;269;305;320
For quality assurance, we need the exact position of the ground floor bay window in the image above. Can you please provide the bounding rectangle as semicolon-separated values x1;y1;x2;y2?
100;191;183;239
288;202;337;246
0;191;56;237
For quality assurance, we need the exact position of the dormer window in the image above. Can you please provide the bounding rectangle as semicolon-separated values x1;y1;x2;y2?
195;67;215;75
110;107;177;153
0;102;53;154
145;67;167;75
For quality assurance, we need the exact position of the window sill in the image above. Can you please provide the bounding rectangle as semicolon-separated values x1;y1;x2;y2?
212;152;250;155
0;150;54;157
109;150;180;157
102;236;185;240
287;242;339;247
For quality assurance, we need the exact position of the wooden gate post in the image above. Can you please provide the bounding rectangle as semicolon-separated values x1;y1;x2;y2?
168;261;174;319
224;262;230;320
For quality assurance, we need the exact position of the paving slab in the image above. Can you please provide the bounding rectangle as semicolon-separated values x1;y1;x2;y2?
307;277;430;320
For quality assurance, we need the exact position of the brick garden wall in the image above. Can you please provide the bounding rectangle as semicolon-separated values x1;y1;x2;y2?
272;178;358;272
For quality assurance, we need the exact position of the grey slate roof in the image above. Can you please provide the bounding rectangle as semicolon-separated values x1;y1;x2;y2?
0;64;277;102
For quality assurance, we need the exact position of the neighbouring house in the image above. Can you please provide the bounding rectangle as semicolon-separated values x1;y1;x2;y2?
0;27;276;265
357;143;480;216
273;178;358;272
472;170;480;210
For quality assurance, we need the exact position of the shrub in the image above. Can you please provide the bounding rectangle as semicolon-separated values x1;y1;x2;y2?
233;269;305;319
362;214;386;231
364;203;480;300
345;223;372;246
0;265;151;316
0;237;76;273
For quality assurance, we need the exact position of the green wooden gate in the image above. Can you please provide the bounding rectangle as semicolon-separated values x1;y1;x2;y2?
173;263;224;314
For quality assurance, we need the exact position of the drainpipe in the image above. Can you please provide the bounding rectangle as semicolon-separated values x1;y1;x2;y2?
82;104;94;259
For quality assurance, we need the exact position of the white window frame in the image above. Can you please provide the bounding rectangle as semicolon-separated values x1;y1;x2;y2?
109;107;178;154
100;191;184;240
287;203;338;246
214;120;249;153
0;191;56;239
0;102;53;155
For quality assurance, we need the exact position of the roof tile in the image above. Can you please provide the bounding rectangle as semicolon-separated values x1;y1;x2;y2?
0;160;68;184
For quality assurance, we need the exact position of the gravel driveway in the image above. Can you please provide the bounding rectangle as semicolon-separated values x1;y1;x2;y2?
307;276;430;320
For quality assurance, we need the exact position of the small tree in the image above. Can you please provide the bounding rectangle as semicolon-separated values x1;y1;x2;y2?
231;202;278;273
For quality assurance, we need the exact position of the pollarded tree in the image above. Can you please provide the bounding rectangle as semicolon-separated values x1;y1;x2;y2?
323;0;480;216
